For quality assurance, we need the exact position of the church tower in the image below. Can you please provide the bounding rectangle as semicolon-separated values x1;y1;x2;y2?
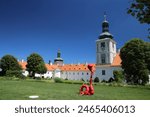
54;50;64;66
96;15;116;65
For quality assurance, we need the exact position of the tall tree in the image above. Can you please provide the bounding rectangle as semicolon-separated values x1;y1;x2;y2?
127;0;150;38
0;55;22;75
145;42;150;70
26;53;47;77
120;38;150;85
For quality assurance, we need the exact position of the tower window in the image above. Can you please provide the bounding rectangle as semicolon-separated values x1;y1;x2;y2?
101;54;106;64
112;43;115;51
102;70;105;75
101;42;105;48
112;43;114;48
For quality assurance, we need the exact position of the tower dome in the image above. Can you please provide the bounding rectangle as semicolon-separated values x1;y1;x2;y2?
54;50;64;65
99;14;113;39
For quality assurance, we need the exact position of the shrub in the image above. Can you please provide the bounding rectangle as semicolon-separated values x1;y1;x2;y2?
34;77;42;80
101;79;107;83
6;70;24;79
81;78;85;82
65;78;68;80
54;77;63;83
94;77;99;82
113;70;124;83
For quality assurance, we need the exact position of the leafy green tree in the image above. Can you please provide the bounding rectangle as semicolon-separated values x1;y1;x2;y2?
0;55;22;76
113;70;124;83
36;63;47;74
26;53;47;77
127;0;150;38
145;42;150;70
120;38;150;85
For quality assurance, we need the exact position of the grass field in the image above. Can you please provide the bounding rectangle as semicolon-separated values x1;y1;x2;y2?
0;78;150;100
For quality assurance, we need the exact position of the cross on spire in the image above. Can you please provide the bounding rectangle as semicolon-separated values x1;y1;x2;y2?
104;12;107;21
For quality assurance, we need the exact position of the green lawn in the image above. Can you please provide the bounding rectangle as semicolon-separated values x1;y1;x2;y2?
0;79;150;100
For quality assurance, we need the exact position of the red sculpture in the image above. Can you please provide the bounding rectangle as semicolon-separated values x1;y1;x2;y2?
79;64;95;95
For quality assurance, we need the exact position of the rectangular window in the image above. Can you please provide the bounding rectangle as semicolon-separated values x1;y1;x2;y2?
101;54;106;64
112;43;115;51
102;70;105;75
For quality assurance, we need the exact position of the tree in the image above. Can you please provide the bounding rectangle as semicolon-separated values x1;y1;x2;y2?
26;53;47;77
0;55;22;76
120;38;150;85
127;0;150;38
113;70;124;83
145;42;150;70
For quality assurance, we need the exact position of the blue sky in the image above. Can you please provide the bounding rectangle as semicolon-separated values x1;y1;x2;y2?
0;0;149;64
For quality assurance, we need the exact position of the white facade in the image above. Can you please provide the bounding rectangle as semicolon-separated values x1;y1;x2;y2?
21;67;95;81
61;71;95;81
95;15;122;81
96;66;121;81
54;69;61;78
22;70;28;77
96;38;116;65
43;71;53;78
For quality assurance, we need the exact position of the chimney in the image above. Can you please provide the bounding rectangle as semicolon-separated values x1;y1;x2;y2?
21;59;24;63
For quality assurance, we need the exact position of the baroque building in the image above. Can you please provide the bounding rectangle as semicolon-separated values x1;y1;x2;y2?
19;15;122;82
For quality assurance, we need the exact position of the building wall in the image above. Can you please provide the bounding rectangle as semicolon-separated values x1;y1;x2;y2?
43;71;53;78
54;69;61;78
22;70;28;77
96;38;116;64
95;66;122;81
22;69;96;81
61;71;95;81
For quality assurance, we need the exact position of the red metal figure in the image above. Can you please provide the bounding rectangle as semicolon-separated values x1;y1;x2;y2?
79;64;95;95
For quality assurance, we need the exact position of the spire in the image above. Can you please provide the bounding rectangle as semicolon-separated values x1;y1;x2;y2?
104;12;107;21
54;50;64;65
57;50;61;58
98;13;113;39
102;13;109;32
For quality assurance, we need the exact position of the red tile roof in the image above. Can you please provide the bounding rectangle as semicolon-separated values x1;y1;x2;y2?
111;53;121;66
19;54;121;71
19;61;27;70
